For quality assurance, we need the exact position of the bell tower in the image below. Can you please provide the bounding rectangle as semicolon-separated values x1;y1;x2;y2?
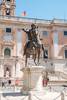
0;0;16;16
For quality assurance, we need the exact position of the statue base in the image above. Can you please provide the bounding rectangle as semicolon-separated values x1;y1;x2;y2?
21;66;44;93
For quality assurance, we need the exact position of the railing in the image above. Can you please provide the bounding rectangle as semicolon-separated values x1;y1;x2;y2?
0;15;51;24
33;94;42;100
48;71;67;80
0;78;23;93
53;93;62;100
0;77;23;85
0;15;67;25
52;18;67;24
54;71;67;79
0;55;20;61
28;90;63;100
0;57;67;71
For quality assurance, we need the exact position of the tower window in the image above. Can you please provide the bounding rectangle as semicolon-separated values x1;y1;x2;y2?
6;28;11;33
6;8;10;15
6;0;10;2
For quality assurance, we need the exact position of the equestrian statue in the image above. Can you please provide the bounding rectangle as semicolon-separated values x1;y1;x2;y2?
22;24;41;66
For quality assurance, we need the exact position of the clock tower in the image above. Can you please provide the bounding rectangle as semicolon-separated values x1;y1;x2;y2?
0;0;16;16
0;0;17;78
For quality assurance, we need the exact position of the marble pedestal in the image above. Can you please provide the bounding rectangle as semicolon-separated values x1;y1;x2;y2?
21;66;44;93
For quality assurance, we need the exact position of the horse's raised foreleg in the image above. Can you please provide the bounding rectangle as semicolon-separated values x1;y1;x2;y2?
25;56;27;67
37;48;40;64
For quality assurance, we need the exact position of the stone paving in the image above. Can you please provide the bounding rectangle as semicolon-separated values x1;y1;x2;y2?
0;85;67;100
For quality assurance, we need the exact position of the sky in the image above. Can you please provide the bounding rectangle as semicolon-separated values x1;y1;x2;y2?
16;0;67;20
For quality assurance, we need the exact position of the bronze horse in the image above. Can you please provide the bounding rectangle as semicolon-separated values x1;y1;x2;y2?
24;41;41;66
22;24;41;66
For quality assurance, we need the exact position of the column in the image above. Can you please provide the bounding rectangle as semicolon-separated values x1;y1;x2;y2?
12;64;15;78
22;30;27;55
16;29;22;57
0;64;4;77
16;62;22;78
53;30;59;58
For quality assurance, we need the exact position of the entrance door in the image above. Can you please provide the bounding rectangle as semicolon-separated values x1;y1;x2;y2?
4;65;11;77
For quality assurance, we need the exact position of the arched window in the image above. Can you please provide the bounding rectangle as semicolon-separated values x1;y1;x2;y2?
4;48;11;57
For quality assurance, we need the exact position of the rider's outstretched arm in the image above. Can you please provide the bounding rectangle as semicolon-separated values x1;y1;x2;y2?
22;28;28;34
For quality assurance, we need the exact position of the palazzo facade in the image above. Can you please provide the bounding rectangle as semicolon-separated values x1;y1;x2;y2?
0;0;67;87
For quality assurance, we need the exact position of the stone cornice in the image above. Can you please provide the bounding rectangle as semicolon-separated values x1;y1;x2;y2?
22;67;44;73
0;15;67;27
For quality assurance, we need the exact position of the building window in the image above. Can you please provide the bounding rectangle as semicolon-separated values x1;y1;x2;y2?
64;31;67;36
43;49;48;59
6;0;10;2
6;8;10;15
4;48;11;57
65;50;67;58
43;31;48;36
6;28;11;33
